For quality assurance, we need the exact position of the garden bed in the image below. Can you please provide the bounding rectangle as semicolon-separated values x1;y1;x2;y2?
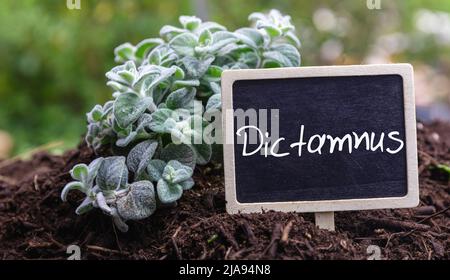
0;121;449;260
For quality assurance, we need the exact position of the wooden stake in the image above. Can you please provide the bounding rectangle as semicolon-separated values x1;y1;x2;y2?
315;212;335;231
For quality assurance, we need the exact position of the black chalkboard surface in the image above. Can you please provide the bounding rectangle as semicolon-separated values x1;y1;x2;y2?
222;65;419;214
233;74;406;203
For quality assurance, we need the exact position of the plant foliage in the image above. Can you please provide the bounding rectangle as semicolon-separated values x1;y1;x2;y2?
62;10;301;232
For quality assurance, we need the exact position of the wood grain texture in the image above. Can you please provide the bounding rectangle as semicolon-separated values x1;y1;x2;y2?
315;212;335;231
222;64;419;214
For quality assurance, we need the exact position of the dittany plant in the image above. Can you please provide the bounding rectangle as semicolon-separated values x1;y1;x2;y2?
62;10;301;232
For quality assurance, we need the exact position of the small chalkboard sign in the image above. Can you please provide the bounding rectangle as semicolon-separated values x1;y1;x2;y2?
221;64;419;230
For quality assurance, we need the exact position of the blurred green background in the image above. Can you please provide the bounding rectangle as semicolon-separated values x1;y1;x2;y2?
0;0;449;157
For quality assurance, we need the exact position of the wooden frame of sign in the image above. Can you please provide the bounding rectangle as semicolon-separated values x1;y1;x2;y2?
221;64;419;231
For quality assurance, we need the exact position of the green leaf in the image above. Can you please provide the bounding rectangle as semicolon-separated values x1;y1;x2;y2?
263;44;301;67
235;28;264;48
179;15;202;31
127;140;158;179
135;38;164;60
179;178;195;190
235;51;259;68
113;119;131;135
180;56;215;78
199;29;212;45
119;70;135;84
285;31;301;48
206;94;221;112
185;115;208;145
157;179;183;204
160;25;185;42
209;82;221;95
70;164;88;182
107;81;129;93
117;181;156;220
75;197;94;215
262;60;282;68
96;156;128;191
173;79;200;89
133;65;176;94
152;89;169;106
216;43;249;57
163;160;193;184
262;25;282;37
185;99;204;116
85;123;100;148
169;33;198;56
139;66;179;98
248;12;266;22
161;143;196;169
61;181;85;202
204;65;223;82
135;113;153;133
166;87;196;109
250;10;296;38
116;131;137;147
190;143;212;165
114;43;135;62
93;193;113;217
147;159;166;182
437;164;450;175
207;65;223;77
86;158;104;187
196;22;226;34
106;61;137;85
208;31;238;53
173;66;185;79
103;101;114;113
113;93;153;128
87;105;103;122
149;108;176;133
148;45;178;66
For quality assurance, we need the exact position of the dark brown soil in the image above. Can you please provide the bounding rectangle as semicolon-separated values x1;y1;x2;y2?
0;122;449;260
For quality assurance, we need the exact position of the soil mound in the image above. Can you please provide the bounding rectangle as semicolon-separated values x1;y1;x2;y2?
0;122;448;260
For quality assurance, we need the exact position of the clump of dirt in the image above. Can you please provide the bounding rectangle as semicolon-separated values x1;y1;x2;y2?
0;122;448;260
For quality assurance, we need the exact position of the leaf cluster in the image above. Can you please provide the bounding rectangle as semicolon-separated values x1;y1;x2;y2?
63;10;301;232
